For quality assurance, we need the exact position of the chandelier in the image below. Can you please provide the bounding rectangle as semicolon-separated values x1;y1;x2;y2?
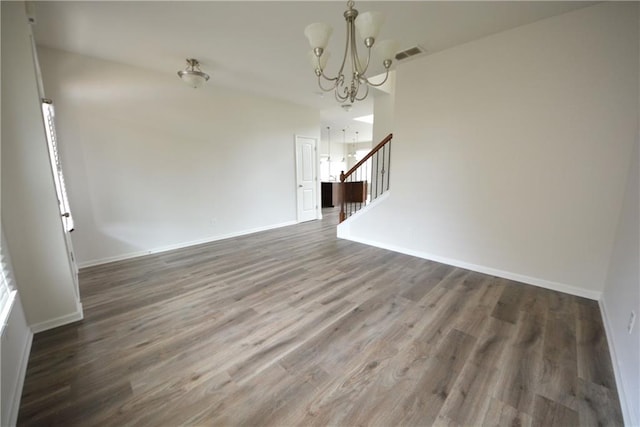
177;58;210;89
304;1;398;104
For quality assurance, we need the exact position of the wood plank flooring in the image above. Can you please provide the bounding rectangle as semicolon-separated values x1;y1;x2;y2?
18;209;623;426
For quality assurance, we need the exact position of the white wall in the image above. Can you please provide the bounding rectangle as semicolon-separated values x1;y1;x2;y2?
37;48;320;266
339;2;638;299
1;295;32;427
600;11;640;426
372;81;395;146
1;2;81;329
601;140;639;425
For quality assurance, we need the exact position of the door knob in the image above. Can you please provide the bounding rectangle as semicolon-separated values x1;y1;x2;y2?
298;185;303;188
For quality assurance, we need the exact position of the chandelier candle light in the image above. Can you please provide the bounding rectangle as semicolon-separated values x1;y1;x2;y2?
305;1;398;104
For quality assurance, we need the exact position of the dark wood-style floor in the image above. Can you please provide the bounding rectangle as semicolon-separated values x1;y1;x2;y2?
18;209;622;426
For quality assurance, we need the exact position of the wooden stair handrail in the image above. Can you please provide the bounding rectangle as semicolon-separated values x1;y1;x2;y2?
342;133;393;180
339;133;393;222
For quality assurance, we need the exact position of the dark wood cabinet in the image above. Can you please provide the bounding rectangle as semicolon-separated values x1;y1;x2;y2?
321;181;367;207
321;182;336;208
344;181;366;203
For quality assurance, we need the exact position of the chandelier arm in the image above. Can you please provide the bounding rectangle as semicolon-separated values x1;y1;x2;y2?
336;76;351;102
319;70;341;83
355;81;370;101
346;20;362;103
335;19;351;81
358;46;373;76
335;86;349;102
350;74;361;103
349;20;364;75
335;75;349;101
350;15;373;77
317;75;339;93
313;53;342;84
360;68;390;88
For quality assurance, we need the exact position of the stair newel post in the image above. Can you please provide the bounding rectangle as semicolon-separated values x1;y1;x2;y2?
339;171;346;223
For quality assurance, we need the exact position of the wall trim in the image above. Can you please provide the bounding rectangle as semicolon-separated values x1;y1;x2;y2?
30;307;84;334
6;327;33;427
337;230;601;300
77;220;298;269
599;298;636;427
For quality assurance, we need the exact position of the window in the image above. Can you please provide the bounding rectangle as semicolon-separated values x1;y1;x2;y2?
42;99;74;232
0;228;17;333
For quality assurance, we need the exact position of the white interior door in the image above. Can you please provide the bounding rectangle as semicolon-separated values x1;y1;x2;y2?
295;136;318;222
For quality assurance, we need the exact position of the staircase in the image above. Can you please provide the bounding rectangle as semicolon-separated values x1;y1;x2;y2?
339;133;393;222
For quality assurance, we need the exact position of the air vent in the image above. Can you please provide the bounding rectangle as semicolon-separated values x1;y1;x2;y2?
395;45;426;62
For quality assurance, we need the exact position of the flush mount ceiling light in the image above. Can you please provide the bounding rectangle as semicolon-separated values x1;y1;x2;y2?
305;0;398;104
177;58;210;89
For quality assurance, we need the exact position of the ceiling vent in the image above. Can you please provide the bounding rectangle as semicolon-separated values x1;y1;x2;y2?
395;45;426;62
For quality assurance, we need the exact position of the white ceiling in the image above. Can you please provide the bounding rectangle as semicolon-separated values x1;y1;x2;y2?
31;1;595;143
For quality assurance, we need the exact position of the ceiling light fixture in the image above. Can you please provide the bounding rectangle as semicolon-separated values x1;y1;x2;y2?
348;131;358;158
305;1;398;104
177;58;210;89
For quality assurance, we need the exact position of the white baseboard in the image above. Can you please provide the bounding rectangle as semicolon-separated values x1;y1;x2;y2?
599;299;636;427
6;324;33;427
30;306;83;334
337;229;601;300
77;220;298;269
